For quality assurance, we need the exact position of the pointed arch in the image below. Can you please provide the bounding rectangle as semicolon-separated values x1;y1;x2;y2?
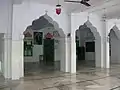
23;14;66;74
109;25;120;65
24;14;65;38
109;25;120;39
76;20;102;68
82;20;100;40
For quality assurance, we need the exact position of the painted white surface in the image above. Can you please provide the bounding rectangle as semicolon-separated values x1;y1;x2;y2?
0;0;13;79
0;0;12;34
33;45;43;62
12;40;24;79
0;0;12;78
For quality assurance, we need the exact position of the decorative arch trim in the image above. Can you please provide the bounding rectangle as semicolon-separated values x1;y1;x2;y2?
109;25;120;39
24;14;65;37
79;20;100;40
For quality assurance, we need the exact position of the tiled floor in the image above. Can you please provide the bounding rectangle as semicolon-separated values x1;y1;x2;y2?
1;65;120;90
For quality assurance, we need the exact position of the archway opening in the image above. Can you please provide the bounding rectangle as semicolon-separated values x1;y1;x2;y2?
23;14;65;76
109;27;120;68
75;21;101;71
76;25;95;70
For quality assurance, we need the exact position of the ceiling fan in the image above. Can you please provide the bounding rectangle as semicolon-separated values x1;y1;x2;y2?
64;0;91;7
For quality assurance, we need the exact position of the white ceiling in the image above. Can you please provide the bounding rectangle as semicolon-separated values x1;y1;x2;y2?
14;0;120;19
14;0;107;12
86;0;120;19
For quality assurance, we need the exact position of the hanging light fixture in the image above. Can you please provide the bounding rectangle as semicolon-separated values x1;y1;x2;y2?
56;0;61;15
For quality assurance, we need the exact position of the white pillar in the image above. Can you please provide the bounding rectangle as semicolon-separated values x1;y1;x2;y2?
19;35;24;78
3;0;13;79
95;37;102;68
70;14;76;73
11;34;24;80
101;20;110;68
60;14;72;73
3;34;12;79
60;34;71;72
70;31;76;73
61;34;76;73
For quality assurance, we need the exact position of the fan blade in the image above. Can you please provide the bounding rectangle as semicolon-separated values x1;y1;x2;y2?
81;1;91;6
65;0;81;3
65;0;90;2
83;0;90;2
65;0;91;7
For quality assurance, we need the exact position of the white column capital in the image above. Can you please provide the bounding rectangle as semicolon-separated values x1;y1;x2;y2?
3;33;12;40
102;36;109;43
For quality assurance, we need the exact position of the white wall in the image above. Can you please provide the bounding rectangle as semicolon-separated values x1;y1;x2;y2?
0;0;12;34
0;0;13;79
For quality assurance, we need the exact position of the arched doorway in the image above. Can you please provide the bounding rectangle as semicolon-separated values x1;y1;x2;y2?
23;14;65;76
109;25;120;67
75;20;101;70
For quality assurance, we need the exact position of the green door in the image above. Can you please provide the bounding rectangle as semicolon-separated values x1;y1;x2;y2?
43;39;54;64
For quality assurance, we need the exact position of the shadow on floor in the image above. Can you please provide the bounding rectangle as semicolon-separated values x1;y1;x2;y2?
24;61;60;76
76;60;95;70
